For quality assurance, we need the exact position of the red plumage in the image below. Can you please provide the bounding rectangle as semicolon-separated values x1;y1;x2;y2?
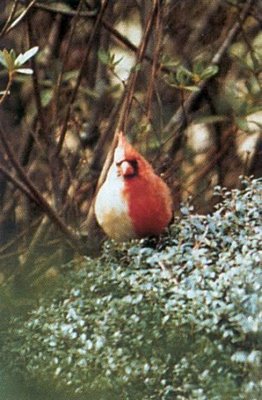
94;132;173;241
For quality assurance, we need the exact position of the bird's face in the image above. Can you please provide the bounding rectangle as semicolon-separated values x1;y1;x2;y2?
116;159;138;178
114;136;139;179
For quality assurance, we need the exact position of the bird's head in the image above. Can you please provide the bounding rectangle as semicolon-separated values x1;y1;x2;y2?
114;132;152;179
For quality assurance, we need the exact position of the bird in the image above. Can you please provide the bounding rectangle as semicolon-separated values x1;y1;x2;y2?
94;132;173;241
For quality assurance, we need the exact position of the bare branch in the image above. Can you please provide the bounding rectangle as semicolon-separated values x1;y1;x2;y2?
0;162;39;205
56;0;110;155
26;15;48;141
0;124;81;251
15;0;173;74
163;0;255;153
0;0;19;38
53;0;85;120
27;1;98;18
118;0;159;132
145;0;163;121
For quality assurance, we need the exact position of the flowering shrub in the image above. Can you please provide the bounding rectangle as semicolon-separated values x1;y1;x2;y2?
1;178;261;399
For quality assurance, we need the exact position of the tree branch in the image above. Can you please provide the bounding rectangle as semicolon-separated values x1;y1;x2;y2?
0;124;81;251
163;0;254;154
0;0;37;37
8;1;173;74
53;0;85;120
56;0;110;155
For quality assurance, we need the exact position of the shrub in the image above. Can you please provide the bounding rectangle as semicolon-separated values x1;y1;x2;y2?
1;177;261;399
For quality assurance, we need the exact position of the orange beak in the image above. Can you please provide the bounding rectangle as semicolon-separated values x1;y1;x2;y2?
119;160;136;177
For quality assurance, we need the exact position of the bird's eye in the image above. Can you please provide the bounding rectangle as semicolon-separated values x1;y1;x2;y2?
116;159;138;178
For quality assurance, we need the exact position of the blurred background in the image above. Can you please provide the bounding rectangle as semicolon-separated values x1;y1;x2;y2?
0;1;261;399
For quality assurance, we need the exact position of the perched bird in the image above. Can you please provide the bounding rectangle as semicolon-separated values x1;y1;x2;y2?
94;132;173;241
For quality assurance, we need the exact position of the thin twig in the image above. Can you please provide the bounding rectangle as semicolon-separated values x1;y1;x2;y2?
20;215;50;270
56;0;110;155
145;0;162;120
118;0;159;132
163;0;254;151
25;1;98;17
26;15;47;141
1;0;96;36
0;72;13;106
0;162;39;205
53;0;85;120
7;0;37;31
27;11;66;211
0;215;41;255
0;0;38;38
0;125;81;251
0;0;19;38
15;1;173;74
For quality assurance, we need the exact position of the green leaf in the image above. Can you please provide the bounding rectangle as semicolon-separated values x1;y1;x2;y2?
9;49;16;62
164;72;177;86
3;49;16;71
15;46;39;67
176;65;193;85
201;65;219;80
98;49;111;65
193;115;228;124
236;117;249;132
183;85;200;92
40;89;53;107
193;61;205;75
15;68;34;75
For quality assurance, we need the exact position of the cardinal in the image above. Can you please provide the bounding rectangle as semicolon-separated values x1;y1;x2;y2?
94;132;173;241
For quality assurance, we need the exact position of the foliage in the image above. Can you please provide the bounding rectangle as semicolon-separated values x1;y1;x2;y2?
0;0;261;279
1;178;261;399
0;46;38;103
0;46;38;76
164;62;219;92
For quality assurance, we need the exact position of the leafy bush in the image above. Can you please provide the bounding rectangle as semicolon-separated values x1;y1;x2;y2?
1;178;261;400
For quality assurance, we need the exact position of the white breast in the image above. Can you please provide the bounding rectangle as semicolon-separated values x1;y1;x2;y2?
94;165;136;241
